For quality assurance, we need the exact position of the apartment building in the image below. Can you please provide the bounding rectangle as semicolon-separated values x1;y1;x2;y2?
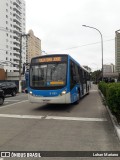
115;30;120;73
26;30;41;64
0;0;26;72
103;64;115;73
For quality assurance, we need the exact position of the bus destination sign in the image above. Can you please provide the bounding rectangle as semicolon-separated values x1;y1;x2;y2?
32;56;67;63
39;57;61;63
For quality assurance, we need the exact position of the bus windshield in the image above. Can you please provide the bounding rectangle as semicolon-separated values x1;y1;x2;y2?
30;62;67;89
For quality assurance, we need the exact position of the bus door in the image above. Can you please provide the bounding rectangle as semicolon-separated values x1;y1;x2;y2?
70;60;80;102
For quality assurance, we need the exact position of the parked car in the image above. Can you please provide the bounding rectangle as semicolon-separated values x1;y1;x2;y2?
0;89;5;105
0;82;18;97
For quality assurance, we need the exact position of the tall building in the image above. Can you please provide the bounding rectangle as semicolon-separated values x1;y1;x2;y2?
103;64;114;73
26;30;41;64
115;30;120;73
0;0;26;72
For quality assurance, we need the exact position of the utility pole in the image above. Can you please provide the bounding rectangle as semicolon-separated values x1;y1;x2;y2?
19;33;29;92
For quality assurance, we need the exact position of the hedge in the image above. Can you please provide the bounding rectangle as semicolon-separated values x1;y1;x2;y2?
98;82;120;114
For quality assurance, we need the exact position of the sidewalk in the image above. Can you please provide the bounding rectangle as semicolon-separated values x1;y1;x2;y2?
92;83;120;142
0;83;120;154
95;85;120;141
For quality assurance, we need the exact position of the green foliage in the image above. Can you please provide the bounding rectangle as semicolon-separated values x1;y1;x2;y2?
98;82;108;98
98;82;120;114
91;70;102;83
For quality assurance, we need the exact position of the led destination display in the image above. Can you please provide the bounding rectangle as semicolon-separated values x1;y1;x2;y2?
31;55;67;64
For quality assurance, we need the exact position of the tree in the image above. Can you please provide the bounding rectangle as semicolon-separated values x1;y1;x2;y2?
91;70;102;83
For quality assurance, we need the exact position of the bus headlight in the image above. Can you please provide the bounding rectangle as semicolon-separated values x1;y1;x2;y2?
29;91;33;95
60;90;66;96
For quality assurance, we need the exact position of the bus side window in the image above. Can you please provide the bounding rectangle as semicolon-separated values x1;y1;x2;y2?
70;60;80;89
87;72;90;81
75;64;80;83
84;71;86;83
82;70;84;83
70;61;76;89
79;68;83;83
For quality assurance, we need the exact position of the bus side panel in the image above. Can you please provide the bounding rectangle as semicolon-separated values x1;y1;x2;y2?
70;85;80;103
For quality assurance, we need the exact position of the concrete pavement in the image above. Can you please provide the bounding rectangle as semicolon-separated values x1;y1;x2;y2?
0;84;120;159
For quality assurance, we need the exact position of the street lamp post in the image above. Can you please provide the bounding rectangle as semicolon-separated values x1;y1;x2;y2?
82;25;103;81
19;33;29;92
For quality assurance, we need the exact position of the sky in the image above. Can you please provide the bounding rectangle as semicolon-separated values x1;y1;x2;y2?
26;0;120;71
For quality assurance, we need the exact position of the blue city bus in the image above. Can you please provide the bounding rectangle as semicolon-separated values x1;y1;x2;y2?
28;54;90;104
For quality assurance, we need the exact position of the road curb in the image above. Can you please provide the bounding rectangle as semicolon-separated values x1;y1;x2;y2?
99;90;120;142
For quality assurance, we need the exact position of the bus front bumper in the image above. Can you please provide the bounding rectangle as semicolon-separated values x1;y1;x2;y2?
28;93;71;104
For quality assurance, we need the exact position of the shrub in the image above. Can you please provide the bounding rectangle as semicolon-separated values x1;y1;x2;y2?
98;82;108;97
107;83;120;114
98;82;120;115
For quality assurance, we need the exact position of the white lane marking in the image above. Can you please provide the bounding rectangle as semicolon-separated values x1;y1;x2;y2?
46;116;107;121
0;158;4;160
0;100;28;109
0;114;44;119
0;114;107;122
5;100;20;102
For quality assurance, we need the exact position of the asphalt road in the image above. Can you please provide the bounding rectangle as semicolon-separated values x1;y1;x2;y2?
0;84;120;160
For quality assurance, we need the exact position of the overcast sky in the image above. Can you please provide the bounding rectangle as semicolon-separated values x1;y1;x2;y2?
26;0;120;71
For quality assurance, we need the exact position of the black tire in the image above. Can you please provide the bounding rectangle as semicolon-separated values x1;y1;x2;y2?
0;97;4;105
11;90;16;96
